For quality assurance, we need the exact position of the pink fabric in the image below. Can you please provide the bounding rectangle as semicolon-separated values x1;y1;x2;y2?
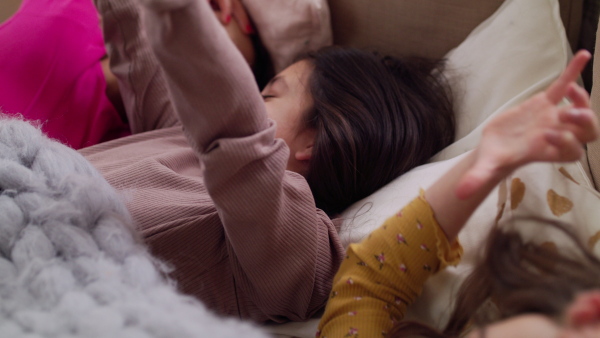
0;0;130;149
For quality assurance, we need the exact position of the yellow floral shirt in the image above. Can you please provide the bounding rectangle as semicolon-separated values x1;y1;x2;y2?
318;193;463;337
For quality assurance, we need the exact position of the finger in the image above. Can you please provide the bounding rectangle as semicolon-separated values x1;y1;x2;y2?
559;108;600;143
566;82;591;109
544;130;584;161
215;0;232;24
546;50;591;104
231;0;253;34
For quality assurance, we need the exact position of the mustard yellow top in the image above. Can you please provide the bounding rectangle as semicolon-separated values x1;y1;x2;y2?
318;193;463;337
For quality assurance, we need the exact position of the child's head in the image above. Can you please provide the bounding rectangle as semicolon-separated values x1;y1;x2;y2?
390;219;600;337
262;47;456;215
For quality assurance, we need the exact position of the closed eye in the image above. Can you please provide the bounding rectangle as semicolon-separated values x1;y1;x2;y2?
261;95;275;100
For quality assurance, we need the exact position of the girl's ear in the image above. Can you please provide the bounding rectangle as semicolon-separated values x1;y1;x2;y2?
295;144;313;161
294;127;316;162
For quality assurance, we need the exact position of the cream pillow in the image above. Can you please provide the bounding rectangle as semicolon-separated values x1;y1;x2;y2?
266;0;579;336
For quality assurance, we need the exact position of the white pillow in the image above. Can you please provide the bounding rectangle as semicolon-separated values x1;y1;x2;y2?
434;0;572;161
266;0;578;336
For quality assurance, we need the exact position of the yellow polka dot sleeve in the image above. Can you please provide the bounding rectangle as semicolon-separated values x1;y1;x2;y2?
317;192;463;338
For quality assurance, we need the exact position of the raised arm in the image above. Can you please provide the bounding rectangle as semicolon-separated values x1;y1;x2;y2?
430;50;597;242
319;51;599;336
95;0;179;133
137;0;344;321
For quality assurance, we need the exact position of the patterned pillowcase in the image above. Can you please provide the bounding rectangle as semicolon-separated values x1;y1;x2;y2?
497;162;600;255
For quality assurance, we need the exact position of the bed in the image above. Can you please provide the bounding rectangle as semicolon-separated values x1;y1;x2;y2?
0;0;599;337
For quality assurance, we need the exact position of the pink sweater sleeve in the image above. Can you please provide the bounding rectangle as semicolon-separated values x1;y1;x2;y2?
139;0;345;321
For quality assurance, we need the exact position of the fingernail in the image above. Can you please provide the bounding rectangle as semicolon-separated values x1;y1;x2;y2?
246;23;255;34
225;15;232;24
569;108;582;117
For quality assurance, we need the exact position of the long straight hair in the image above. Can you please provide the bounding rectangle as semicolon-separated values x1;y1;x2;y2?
302;47;455;216
389;218;600;337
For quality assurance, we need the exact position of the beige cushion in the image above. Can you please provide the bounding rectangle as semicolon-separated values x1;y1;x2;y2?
328;0;582;59
0;0;21;24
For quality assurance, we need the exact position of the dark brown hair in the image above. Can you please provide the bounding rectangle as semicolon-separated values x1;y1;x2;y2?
389;218;600;337
302;47;455;216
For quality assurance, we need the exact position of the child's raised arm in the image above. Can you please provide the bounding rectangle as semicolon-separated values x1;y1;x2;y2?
428;50;597;242
133;0;344;322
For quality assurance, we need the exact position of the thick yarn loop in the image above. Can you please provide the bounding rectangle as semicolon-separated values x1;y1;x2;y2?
0;118;267;338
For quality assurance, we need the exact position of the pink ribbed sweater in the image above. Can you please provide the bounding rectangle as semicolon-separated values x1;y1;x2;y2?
80;0;344;323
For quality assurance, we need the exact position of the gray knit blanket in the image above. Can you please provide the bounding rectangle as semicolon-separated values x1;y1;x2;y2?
0;118;267;338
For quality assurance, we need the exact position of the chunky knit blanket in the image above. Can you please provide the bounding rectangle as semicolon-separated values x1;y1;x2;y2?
0;118;267;338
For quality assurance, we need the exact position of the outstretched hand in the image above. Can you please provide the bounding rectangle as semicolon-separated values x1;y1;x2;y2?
455;50;599;200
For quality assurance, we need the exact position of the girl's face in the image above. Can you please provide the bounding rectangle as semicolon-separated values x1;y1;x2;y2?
261;60;316;175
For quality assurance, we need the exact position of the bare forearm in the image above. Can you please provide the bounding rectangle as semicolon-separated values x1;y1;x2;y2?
425;150;505;242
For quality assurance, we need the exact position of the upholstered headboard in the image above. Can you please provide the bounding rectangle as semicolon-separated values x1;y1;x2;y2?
0;0;586;69
0;0;586;60
327;0;583;59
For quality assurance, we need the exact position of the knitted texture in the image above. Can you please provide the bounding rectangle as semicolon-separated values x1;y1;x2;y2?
0;117;267;338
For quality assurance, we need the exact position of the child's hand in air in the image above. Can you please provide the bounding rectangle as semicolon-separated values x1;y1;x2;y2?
209;0;254;34
456;50;599;200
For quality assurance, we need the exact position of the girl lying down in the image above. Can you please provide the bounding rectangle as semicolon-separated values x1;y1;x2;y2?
317;50;600;337
82;0;454;323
